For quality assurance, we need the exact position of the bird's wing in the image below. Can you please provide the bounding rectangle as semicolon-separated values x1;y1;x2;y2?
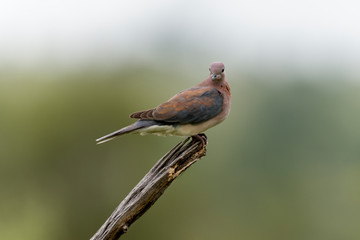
130;87;223;124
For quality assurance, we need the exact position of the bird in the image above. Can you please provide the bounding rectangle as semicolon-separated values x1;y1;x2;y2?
96;62;231;145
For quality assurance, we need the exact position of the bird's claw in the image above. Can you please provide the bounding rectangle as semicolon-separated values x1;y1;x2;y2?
191;133;207;146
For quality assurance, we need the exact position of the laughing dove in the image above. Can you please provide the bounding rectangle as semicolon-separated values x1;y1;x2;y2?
96;62;231;144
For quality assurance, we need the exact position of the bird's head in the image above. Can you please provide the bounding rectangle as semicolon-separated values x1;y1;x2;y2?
209;62;225;81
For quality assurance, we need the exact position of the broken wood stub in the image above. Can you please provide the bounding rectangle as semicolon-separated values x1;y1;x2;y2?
90;137;207;240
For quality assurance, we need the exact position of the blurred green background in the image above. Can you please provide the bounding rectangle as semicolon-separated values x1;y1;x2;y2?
1;1;360;240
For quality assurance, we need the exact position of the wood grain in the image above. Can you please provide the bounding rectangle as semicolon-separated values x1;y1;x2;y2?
90;137;207;240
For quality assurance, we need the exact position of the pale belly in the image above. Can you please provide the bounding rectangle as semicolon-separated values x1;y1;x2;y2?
135;111;228;137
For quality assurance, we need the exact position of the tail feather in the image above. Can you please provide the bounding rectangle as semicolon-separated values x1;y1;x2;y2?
96;125;136;144
96;120;163;144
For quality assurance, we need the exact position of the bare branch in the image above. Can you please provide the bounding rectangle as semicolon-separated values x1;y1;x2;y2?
90;137;207;240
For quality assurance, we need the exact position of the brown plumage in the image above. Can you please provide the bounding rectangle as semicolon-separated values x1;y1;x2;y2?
130;109;155;119
130;86;224;124
96;62;231;144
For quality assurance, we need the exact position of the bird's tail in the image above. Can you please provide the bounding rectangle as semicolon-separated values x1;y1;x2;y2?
96;120;159;144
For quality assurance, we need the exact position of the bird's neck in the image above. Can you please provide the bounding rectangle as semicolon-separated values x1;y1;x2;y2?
198;77;231;97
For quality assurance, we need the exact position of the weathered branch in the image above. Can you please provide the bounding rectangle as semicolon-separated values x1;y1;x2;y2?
90;137;207;240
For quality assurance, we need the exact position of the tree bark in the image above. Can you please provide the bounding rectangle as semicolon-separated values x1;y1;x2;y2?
90;137;207;240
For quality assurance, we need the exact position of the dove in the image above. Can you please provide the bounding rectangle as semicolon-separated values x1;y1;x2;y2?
96;62;231;144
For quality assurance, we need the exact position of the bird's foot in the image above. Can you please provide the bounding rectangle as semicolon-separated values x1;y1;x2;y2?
191;133;207;146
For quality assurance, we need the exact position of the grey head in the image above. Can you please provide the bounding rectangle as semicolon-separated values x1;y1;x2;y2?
209;62;225;81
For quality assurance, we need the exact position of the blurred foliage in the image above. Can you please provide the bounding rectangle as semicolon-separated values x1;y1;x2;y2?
1;66;360;240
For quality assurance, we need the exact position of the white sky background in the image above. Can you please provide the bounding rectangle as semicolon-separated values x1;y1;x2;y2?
0;0;359;77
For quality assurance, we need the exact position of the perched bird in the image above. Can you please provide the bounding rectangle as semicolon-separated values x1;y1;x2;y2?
96;62;231;144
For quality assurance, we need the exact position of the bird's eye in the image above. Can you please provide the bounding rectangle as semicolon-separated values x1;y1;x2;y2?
222;69;224;72
209;68;211;72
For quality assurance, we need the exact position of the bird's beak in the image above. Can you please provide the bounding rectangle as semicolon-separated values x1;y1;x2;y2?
211;74;217;80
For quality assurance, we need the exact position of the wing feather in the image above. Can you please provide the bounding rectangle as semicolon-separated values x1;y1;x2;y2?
130;87;223;124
